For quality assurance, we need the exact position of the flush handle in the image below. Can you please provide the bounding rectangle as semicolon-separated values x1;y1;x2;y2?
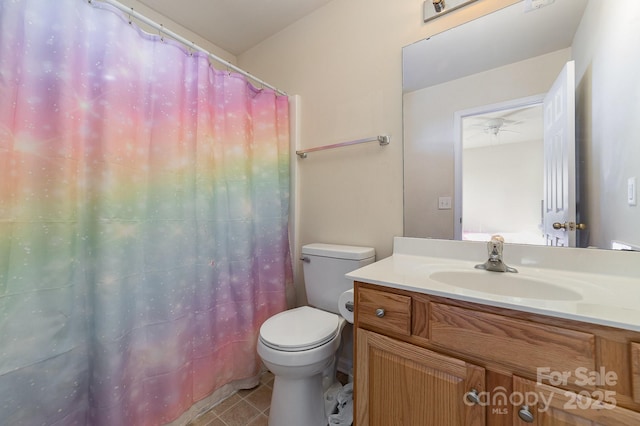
300;256;310;263
375;308;385;318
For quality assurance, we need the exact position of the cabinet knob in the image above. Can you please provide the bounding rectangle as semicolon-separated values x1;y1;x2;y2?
375;308;385;318
518;405;534;423
465;388;481;405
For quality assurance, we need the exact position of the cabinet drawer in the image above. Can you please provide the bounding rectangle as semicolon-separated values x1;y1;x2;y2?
513;375;640;425
357;287;411;336
430;302;596;387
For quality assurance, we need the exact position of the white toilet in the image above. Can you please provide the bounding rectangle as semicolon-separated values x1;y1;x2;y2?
257;243;375;426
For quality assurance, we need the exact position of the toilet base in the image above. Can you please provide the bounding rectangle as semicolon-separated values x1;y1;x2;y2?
268;372;327;426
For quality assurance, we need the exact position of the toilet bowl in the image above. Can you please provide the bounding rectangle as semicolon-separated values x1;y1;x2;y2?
257;243;375;426
258;306;346;426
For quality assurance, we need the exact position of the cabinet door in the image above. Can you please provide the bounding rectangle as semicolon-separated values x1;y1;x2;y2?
512;376;640;425
356;328;485;426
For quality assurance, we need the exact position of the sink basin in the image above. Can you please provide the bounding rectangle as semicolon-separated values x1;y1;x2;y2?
429;270;582;301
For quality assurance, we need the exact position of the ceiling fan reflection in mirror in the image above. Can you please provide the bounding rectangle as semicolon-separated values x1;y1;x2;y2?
480;117;520;136
463;103;543;148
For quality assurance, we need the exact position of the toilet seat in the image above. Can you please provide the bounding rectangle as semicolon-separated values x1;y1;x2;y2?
259;306;341;352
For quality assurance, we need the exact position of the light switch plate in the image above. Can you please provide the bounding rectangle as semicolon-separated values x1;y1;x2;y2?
438;196;452;210
628;177;637;206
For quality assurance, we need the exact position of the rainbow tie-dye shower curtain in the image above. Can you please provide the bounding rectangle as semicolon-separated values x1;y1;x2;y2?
0;1;292;424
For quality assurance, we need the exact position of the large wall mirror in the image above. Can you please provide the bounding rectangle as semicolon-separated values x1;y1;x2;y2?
403;0;640;250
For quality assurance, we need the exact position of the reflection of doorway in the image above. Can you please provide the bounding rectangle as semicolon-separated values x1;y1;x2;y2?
462;103;545;245
453;94;546;244
454;61;578;247
461;103;545;245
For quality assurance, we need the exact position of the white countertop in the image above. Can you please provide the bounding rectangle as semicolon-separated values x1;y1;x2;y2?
346;237;640;332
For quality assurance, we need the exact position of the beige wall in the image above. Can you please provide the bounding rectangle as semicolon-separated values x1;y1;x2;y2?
573;0;640;249
238;0;517;305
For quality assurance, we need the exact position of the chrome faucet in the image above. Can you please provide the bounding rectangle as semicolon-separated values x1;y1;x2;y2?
474;235;518;273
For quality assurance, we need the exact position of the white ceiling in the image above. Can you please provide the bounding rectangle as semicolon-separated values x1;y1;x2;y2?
403;0;589;93
136;0;334;55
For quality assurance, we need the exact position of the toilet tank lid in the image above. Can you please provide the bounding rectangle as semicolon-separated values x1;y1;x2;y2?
302;243;375;260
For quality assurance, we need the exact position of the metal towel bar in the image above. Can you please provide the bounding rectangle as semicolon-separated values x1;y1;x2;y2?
295;135;390;159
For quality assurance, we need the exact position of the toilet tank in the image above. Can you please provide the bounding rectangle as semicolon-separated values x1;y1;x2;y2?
302;243;375;314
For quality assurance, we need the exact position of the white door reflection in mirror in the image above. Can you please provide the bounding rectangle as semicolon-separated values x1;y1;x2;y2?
454;62;576;247
543;61;577;247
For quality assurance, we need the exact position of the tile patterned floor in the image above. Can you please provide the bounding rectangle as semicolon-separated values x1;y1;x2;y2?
187;372;274;426
187;370;349;426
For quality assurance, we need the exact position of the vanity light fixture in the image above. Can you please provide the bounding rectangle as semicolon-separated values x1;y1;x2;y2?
423;0;478;23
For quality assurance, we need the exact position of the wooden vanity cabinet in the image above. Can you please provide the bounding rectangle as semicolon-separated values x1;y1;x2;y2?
354;281;640;426
357;328;485;426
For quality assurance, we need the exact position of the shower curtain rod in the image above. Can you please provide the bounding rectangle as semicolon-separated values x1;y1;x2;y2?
90;0;287;96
